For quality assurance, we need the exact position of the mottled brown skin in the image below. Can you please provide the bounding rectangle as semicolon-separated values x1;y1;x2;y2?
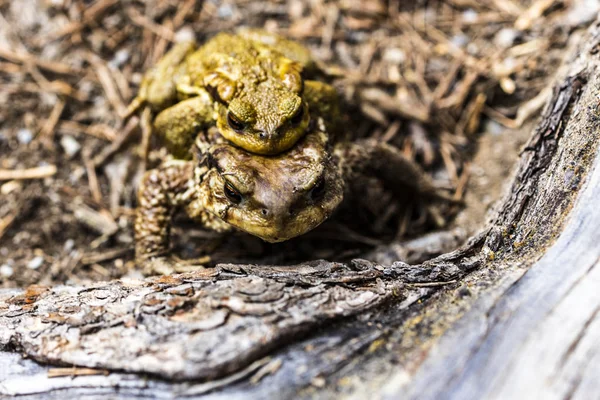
135;127;344;274
135;122;451;275
127;30;340;158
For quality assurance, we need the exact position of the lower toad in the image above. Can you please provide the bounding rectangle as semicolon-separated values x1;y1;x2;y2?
135;124;452;275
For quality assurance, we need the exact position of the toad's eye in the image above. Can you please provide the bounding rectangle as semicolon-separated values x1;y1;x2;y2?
224;181;243;204
290;104;304;127
309;176;326;201
227;112;246;133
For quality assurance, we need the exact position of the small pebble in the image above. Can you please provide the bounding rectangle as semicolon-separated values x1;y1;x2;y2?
79;80;94;96
467;42;479;55
175;27;195;43
17;129;33;145
117;233;133;244
311;377;326;388
494;28;518;49
109;49;130;69
462;9;478;23
424;7;436;22
27;256;44;270
484;119;504;136
289;2;304;19
64;239;75;252
60;135;81;158
217;4;234;18
0;264;13;278
383;48;406;64
451;34;468;49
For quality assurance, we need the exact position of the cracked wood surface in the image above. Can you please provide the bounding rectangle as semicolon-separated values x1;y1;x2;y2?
0;254;481;384
0;261;403;381
2;17;600;400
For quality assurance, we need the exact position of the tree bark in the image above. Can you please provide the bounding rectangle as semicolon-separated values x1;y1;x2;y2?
2;18;600;400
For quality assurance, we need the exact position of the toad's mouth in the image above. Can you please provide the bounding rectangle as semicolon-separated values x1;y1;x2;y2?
239;222;323;243
226;212;331;243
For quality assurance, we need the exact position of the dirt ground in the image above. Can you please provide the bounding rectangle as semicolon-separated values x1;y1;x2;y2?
0;0;592;288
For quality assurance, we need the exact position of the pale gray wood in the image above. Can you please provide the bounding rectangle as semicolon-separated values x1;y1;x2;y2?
382;22;600;400
388;145;600;399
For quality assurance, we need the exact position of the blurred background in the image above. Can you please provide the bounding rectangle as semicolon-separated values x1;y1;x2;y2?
0;0;596;287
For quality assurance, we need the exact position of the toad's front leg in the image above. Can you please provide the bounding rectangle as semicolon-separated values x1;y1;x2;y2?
153;92;215;159
335;139;455;202
126;41;197;116
135;161;196;274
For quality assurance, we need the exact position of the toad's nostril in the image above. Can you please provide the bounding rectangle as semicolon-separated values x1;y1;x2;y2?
260;128;279;140
261;209;268;216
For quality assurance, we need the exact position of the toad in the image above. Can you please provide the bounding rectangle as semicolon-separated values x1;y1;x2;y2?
134;125;451;275
127;29;339;158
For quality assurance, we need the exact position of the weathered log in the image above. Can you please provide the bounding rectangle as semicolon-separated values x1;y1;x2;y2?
2;17;600;400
